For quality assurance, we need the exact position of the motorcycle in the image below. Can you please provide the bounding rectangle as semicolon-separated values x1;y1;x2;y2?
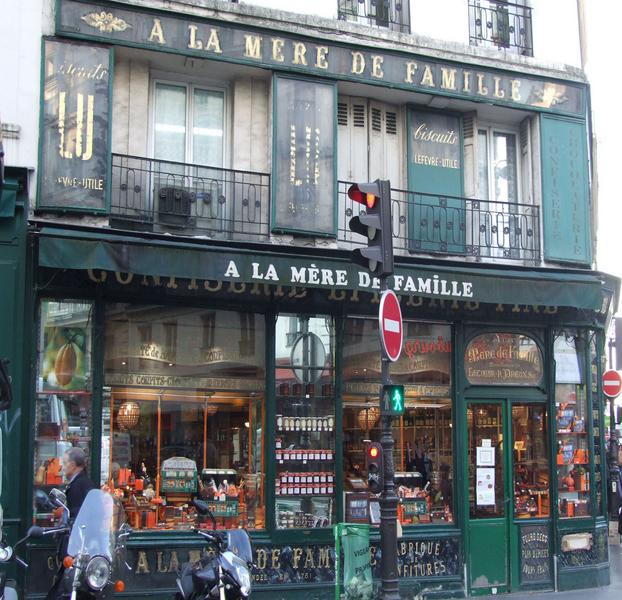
0;490;70;600
53;488;131;600
175;499;253;600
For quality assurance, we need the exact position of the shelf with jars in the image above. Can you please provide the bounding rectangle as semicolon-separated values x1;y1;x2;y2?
274;382;336;530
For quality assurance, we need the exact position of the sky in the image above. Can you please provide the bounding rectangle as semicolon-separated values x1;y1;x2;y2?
585;6;622;311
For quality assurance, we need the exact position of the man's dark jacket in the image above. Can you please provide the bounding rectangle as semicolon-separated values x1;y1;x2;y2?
66;469;95;521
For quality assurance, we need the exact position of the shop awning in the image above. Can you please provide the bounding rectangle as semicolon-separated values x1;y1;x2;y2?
37;227;607;310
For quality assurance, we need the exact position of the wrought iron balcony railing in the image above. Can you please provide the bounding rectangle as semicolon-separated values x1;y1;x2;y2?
338;0;410;34
110;154;271;241
338;181;540;263
469;0;533;56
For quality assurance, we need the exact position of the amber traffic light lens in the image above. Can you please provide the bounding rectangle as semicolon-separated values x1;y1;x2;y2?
365;193;377;209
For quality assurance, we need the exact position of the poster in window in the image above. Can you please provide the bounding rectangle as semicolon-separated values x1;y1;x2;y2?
38;39;112;212
272;77;335;235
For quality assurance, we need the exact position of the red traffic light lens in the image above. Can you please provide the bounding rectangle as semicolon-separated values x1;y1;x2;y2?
347;185;377;209
369;446;379;458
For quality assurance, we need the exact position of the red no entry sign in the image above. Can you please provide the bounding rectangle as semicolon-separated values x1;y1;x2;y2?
379;290;403;362
603;369;622;398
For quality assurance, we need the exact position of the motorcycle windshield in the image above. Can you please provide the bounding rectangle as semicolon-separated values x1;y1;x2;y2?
226;530;252;564
67;489;124;560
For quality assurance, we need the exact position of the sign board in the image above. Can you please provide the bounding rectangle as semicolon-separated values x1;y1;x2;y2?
603;369;622;398
379;290;403;362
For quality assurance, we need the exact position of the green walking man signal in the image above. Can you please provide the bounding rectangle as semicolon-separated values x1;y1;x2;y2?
381;384;405;416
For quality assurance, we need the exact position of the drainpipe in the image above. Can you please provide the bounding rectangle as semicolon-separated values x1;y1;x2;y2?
608;334;620;520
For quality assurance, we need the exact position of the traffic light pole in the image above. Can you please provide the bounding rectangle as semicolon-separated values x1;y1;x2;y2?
379;276;400;600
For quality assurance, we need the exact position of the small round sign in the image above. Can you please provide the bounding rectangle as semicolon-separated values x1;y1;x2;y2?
603;369;622;398
379;290;403;362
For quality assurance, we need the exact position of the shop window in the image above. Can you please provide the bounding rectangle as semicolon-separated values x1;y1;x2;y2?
589;332;604;515
464;332;543;386
554;331;590;519
101;305;265;531
33;300;94;526
274;315;335;529
342;317;453;526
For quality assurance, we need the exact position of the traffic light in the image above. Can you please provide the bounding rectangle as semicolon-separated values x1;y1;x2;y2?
347;179;393;277
366;441;384;494
381;384;405;417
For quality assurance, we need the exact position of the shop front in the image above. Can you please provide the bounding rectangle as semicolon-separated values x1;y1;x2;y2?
17;224;614;599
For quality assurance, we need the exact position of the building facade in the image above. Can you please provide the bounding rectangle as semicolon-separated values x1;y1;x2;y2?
0;0;619;597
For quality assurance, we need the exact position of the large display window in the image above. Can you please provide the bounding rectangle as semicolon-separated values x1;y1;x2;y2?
102;305;265;530
33;300;94;526
342;317;453;526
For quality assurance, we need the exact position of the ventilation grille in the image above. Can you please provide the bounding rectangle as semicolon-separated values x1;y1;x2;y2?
463;114;474;139
520;118;529;150
386;111;397;135
371;107;382;132
353;103;366;127
337;102;348;126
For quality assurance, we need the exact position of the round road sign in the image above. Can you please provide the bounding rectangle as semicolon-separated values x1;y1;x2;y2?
379;290;403;362
603;369;622;398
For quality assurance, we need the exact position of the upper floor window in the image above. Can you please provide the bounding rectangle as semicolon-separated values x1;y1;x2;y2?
477;126;520;206
468;0;533;56
337;0;411;34
153;81;225;167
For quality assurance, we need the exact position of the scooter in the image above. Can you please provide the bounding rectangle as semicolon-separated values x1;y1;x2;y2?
175;499;253;600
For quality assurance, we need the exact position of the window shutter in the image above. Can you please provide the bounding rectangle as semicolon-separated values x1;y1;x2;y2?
463;111;478;197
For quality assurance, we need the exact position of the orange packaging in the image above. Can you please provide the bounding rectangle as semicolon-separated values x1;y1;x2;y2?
134;479;144;491
46;458;63;485
146;510;157;528
567;501;575;517
557;454;564;465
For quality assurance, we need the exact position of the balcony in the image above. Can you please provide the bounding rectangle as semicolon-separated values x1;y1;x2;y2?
110;154;271;241
337;0;411;34
110;155;540;264
469;0;533;56
339;181;540;264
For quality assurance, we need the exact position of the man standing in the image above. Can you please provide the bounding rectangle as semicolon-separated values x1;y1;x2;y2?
62;447;94;521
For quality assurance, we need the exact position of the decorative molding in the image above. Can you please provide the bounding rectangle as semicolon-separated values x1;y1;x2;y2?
81;11;132;33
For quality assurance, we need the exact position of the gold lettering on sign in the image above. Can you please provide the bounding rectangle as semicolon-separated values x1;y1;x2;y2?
148;18;166;45
493;76;505;98
271;548;281;569
187;25;203;49
135;551;150;574
271;38;285;62
293;547;303;569
293;42;307;65
244;35;263;59
421;65;435;87
205;29;223;54
58;92;94;160
463;71;472;93
318;547;331;568
256;549;268;570
316;46;329;69
511;79;521;101
477;73;488;96
304;548;315;569
405;61;418;83
441;67;457;90
156;551;168;573
372;55;384;79
351;51;365;75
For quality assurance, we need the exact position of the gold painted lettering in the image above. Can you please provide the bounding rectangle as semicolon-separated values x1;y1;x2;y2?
148;18;166;45
293;42;308;65
318;547;331;568
292;547;303;569
244;35;263;59
371;55;384;78
271;38;285;62
87;269;107;283
156;551;168;573
316;46;329;69
493;76;505;98
441;67;457;90
511;79;521;101
168;551;180;573
75;93;94;161
187;25;203;50
421;65;435;87
205;28;222;54
351;51;365;75
256;548;268;570
135;551;150;574
114;272;134;285
58;92;71;158
463;71;472;92
304;548;315;569
405;61;418;83
271;548;281;569
477;73;488;96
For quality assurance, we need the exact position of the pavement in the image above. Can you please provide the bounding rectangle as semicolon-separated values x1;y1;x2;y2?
485;523;622;600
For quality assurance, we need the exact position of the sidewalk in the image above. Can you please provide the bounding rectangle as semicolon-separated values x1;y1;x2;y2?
485;525;622;600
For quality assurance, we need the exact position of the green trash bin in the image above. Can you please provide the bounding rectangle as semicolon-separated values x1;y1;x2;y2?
334;523;373;600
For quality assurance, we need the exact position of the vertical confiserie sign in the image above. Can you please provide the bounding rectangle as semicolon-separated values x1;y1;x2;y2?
38;39;112;212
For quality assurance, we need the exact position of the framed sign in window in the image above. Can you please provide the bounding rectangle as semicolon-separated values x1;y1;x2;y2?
272;76;336;236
